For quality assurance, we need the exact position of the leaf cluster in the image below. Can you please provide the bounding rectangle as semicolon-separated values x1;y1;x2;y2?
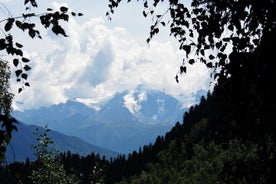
102;32;276;182
0;1;82;93
107;0;276;83
0;0;82;165
30;126;80;184
0;59;17;162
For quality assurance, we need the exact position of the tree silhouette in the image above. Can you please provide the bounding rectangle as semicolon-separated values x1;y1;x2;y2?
107;0;275;82
105;1;276;183
0;59;16;162
0;0;82;162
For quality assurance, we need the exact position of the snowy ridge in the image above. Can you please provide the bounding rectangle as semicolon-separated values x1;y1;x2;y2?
13;85;207;154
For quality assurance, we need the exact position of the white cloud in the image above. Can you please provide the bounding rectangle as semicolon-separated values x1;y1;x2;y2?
12;15;211;111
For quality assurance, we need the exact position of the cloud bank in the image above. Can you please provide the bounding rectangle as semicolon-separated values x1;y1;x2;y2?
12;17;211;110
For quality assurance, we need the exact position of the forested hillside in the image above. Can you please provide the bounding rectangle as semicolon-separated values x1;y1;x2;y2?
102;35;276;183
1;48;276;183
1;0;276;183
1;42;275;183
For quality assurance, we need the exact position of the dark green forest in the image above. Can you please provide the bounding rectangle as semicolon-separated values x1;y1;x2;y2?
1;36;275;183
1;0;276;183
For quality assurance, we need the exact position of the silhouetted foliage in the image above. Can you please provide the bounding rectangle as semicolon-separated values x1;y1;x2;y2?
1;0;276;183
0;1;82;91
107;0;275;82
0;0;82;162
101;1;276;182
0;59;17;163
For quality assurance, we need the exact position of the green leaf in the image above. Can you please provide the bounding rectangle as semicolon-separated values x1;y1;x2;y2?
52;25;68;37
15;20;23;29
209;54;215;60
0;39;6;50
23;13;35;18
182;45;191;56
30;0;37;7
200;49;205;56
29;29;36;38
22;57;30;63
60;6;68;13
25;82;30;87
13;59;19;67
60;13;69;21
206;62;213;68
175;75;179;83
15;42;23;48
15;70;22;77
15;49;23;56
143;10;147;17
144;1;148;8
188;59;195;64
153;28;159;34
21;73;28;80
24;65;32;71
5;18;15;32
180;66;186;74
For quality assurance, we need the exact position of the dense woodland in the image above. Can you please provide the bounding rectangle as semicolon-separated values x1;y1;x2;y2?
1;0;276;183
1;41;275;183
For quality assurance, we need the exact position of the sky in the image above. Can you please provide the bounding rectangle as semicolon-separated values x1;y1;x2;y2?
1;0;212;111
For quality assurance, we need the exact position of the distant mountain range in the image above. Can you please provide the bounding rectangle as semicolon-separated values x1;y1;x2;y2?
4;122;119;163
13;85;207;154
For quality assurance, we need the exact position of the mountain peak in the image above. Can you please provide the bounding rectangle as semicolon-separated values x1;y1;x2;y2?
13;86;206;154
119;86;183;125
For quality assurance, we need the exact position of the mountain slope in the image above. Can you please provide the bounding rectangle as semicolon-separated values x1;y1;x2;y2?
5;122;119;163
12;86;206;154
104;48;276;183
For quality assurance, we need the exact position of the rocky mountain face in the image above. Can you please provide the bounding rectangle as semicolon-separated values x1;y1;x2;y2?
13;86;207;154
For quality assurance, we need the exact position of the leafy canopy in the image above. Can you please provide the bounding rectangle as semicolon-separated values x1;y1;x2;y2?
0;0;82;163
0;59;16;162
0;0;83;93
30;126;80;184
107;0;275;82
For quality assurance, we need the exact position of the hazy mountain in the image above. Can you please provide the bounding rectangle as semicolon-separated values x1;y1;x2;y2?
93;85;184;124
4;122;119;163
13;85;207;154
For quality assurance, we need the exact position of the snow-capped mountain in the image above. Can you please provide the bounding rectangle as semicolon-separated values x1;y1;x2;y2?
92;85;184;125
13;85;207;154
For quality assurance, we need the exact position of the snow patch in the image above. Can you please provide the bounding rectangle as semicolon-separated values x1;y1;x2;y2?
123;91;141;114
123;91;148;114
138;91;147;101
74;97;104;111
